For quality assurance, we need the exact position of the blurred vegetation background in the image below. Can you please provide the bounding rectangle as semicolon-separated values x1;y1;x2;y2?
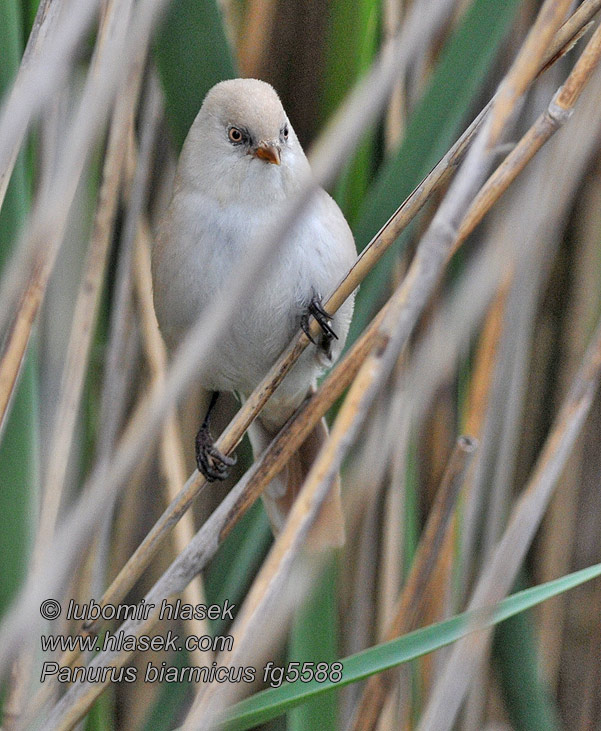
1;0;601;729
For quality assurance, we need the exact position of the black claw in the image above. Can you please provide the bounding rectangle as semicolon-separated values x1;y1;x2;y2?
301;296;338;356
195;424;236;482
195;392;237;482
300;312;318;344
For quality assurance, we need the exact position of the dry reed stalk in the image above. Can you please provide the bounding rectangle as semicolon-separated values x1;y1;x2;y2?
52;0;600;662
0;4;142;723
0;0;194;434
37;108;592;720
184;2;575;720
0;0;96;212
458;274;512;595
0;0;95;161
350;437;477;731
538;0;601;74
0;0;136;434
374;381;411;729
0;5;460;669
0;0;582;576
237;0;278;76
33;269;382;720
34;60;143;558
3;0;595;449
418;313;601;730
42;175;490;721
481;234;554;572
5;4;600;720
344;485;382;722
453;23;601;256
376;423;405;643
537;160;601;685
427;524;455;678
15;13;477;699
488;0;572;143
185;334;396;727
575;580;601;730
1;88;137;731
72;101;481;637
465;279;512;437
537;440;582;681
419;25;601;727
95;77;161;462
133;218;212;661
336;391;396;726
383;0;406;150
0;0;189;227
417;396;456;704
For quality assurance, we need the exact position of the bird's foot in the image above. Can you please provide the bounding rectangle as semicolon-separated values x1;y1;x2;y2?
301;296;338;356
195;426;236;482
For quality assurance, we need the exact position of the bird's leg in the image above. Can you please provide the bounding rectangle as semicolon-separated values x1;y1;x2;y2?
301;295;338;358
195;391;236;481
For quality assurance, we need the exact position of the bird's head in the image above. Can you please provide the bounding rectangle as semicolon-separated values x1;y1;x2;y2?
179;78;310;204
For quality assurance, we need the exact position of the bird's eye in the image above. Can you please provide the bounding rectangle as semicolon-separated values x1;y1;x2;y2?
282;125;289;140
228;127;244;144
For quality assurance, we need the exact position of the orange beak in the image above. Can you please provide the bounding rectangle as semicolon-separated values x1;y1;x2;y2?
253;143;281;165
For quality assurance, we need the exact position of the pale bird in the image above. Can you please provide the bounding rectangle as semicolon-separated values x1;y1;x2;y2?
152;78;356;547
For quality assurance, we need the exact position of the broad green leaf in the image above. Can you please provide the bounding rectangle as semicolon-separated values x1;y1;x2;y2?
224;562;601;730
143;501;271;729
321;0;380;223
348;0;521;346
0;0;29;240
288;559;339;731
141;651;190;731
0;0;39;718
0;0;38;620
493;572;560;731
205;498;272;636
84;685;115;731
153;0;236;150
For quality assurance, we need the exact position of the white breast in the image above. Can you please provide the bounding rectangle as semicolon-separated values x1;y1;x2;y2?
152;183;356;402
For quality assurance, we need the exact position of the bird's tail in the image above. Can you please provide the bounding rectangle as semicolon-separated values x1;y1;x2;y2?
248;416;345;550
